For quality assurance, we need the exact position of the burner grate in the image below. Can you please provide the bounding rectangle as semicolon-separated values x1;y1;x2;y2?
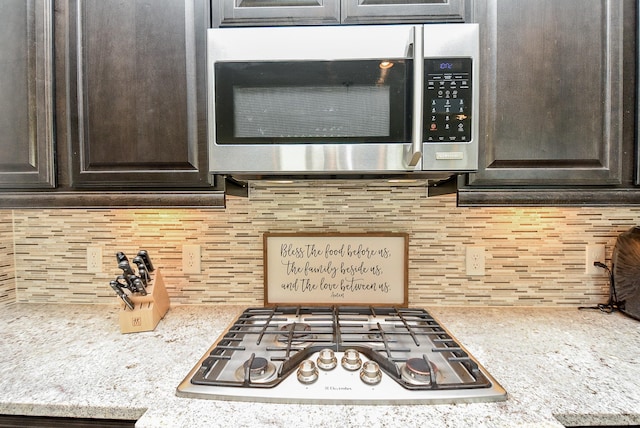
190;306;495;391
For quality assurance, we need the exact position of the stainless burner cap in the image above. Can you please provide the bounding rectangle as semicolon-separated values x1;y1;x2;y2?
277;322;314;345
401;357;439;386
234;356;277;384
246;357;269;373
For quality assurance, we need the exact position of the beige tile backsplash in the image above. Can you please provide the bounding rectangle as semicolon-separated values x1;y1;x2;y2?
2;181;639;307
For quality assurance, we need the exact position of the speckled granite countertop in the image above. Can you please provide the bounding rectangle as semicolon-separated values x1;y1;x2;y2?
1;304;639;427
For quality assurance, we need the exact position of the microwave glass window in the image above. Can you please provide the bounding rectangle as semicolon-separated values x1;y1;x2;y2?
234;86;390;139
214;61;410;145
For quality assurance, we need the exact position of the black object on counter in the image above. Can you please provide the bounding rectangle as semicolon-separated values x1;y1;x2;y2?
110;280;135;310
612;226;640;320
580;226;640;321
108;250;155;305
137;250;155;272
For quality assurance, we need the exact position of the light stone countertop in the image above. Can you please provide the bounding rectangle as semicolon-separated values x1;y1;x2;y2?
1;303;639;428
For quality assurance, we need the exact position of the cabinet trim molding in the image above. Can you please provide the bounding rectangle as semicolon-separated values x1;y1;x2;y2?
458;188;640;206
0;191;225;209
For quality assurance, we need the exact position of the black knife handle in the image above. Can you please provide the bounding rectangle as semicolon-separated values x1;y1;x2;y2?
137;250;155;272
137;265;149;285
133;277;147;296
117;274;132;289
127;274;142;293
110;280;134;310
118;260;135;276
116;252;129;264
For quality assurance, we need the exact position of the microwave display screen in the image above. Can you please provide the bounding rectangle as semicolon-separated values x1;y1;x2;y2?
214;61;410;145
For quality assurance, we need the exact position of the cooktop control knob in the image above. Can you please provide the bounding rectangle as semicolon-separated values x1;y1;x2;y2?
360;360;382;385
297;359;319;384
317;348;338;370
341;349;362;371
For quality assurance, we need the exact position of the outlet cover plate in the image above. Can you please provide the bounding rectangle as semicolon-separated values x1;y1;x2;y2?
87;246;102;273
585;244;605;275
182;244;201;274
466;246;485;276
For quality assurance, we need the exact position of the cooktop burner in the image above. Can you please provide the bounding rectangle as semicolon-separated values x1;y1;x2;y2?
176;306;507;404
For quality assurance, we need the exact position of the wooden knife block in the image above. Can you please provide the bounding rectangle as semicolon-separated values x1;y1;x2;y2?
118;268;170;334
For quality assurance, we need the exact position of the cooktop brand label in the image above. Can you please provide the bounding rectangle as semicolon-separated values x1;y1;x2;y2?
264;233;408;306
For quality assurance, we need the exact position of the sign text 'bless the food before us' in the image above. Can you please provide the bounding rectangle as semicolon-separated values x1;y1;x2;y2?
264;233;408;305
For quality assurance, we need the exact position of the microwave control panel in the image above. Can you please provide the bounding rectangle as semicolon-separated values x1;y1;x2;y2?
424;58;472;143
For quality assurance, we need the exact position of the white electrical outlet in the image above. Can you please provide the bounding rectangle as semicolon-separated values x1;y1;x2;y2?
466;246;485;276
585;244;606;275
182;244;201;274
87;246;102;273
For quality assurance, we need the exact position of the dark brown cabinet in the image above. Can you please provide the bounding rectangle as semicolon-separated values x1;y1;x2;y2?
214;0;469;27
458;0;637;205
0;0;223;207
342;0;468;24
0;0;55;189
1;0;638;207
62;0;211;189
215;0;340;26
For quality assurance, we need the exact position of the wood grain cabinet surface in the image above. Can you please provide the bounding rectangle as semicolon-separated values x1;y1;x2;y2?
1;0;639;207
0;0;55;189
63;0;211;189
214;0;469;27
458;0;638;205
0;0;224;207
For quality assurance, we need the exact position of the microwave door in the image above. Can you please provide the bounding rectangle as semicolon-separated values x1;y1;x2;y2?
208;25;421;176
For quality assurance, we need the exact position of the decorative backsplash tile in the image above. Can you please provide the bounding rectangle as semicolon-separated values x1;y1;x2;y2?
0;211;15;305
3;181;640;307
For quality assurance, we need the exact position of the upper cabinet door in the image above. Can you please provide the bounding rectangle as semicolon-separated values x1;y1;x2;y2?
214;0;467;27
215;0;341;27
342;0;468;24
66;0;210;189
467;0;625;187
0;0;55;189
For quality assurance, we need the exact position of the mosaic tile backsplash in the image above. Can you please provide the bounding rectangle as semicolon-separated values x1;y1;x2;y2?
2;181;640;307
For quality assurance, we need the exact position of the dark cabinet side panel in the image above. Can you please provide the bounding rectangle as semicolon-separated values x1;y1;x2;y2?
0;0;55;189
67;0;210;188
637;0;640;186
466;0;624;187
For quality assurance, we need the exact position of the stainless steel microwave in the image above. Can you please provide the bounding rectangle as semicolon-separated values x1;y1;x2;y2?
207;24;479;179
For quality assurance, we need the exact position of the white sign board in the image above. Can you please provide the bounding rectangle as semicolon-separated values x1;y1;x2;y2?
264;233;408;306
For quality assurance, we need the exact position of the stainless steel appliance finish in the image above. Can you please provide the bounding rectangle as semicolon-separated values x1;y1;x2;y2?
207;24;479;178
176;306;507;404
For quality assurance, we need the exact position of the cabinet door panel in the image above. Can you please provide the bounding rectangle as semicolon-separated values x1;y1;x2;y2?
637;1;640;187
69;0;209;188
0;0;55;189
467;0;623;186
215;0;341;27
342;0;467;24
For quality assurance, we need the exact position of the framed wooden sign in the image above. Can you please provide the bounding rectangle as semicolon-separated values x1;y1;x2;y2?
264;233;408;306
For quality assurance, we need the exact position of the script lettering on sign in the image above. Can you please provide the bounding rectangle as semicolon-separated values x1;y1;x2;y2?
264;233;408;306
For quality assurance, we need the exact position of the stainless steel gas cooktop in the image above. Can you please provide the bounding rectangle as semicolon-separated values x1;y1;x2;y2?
176;306;507;404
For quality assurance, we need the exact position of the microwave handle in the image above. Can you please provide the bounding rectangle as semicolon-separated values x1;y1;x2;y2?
405;25;423;168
